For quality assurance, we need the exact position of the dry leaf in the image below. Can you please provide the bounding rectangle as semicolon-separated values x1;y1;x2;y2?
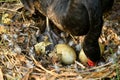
0;25;6;34
1;13;12;25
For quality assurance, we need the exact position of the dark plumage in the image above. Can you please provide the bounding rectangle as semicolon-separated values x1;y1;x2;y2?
102;0;114;12
20;0;114;65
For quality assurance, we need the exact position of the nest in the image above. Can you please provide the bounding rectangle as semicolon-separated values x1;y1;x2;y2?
0;0;120;80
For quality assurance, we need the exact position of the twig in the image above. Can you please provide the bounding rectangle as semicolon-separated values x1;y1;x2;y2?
70;34;78;44
31;55;58;77
34;67;45;73
0;0;18;2
75;61;86;69
57;72;78;78
22;68;33;80
101;70;114;79
0;7;22;14
84;61;112;72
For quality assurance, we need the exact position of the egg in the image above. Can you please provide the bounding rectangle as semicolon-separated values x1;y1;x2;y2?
79;42;105;65
79;49;88;65
55;44;76;65
99;42;105;54
34;41;51;54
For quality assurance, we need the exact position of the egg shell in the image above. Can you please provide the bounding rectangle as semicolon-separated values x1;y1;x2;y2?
56;44;76;64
